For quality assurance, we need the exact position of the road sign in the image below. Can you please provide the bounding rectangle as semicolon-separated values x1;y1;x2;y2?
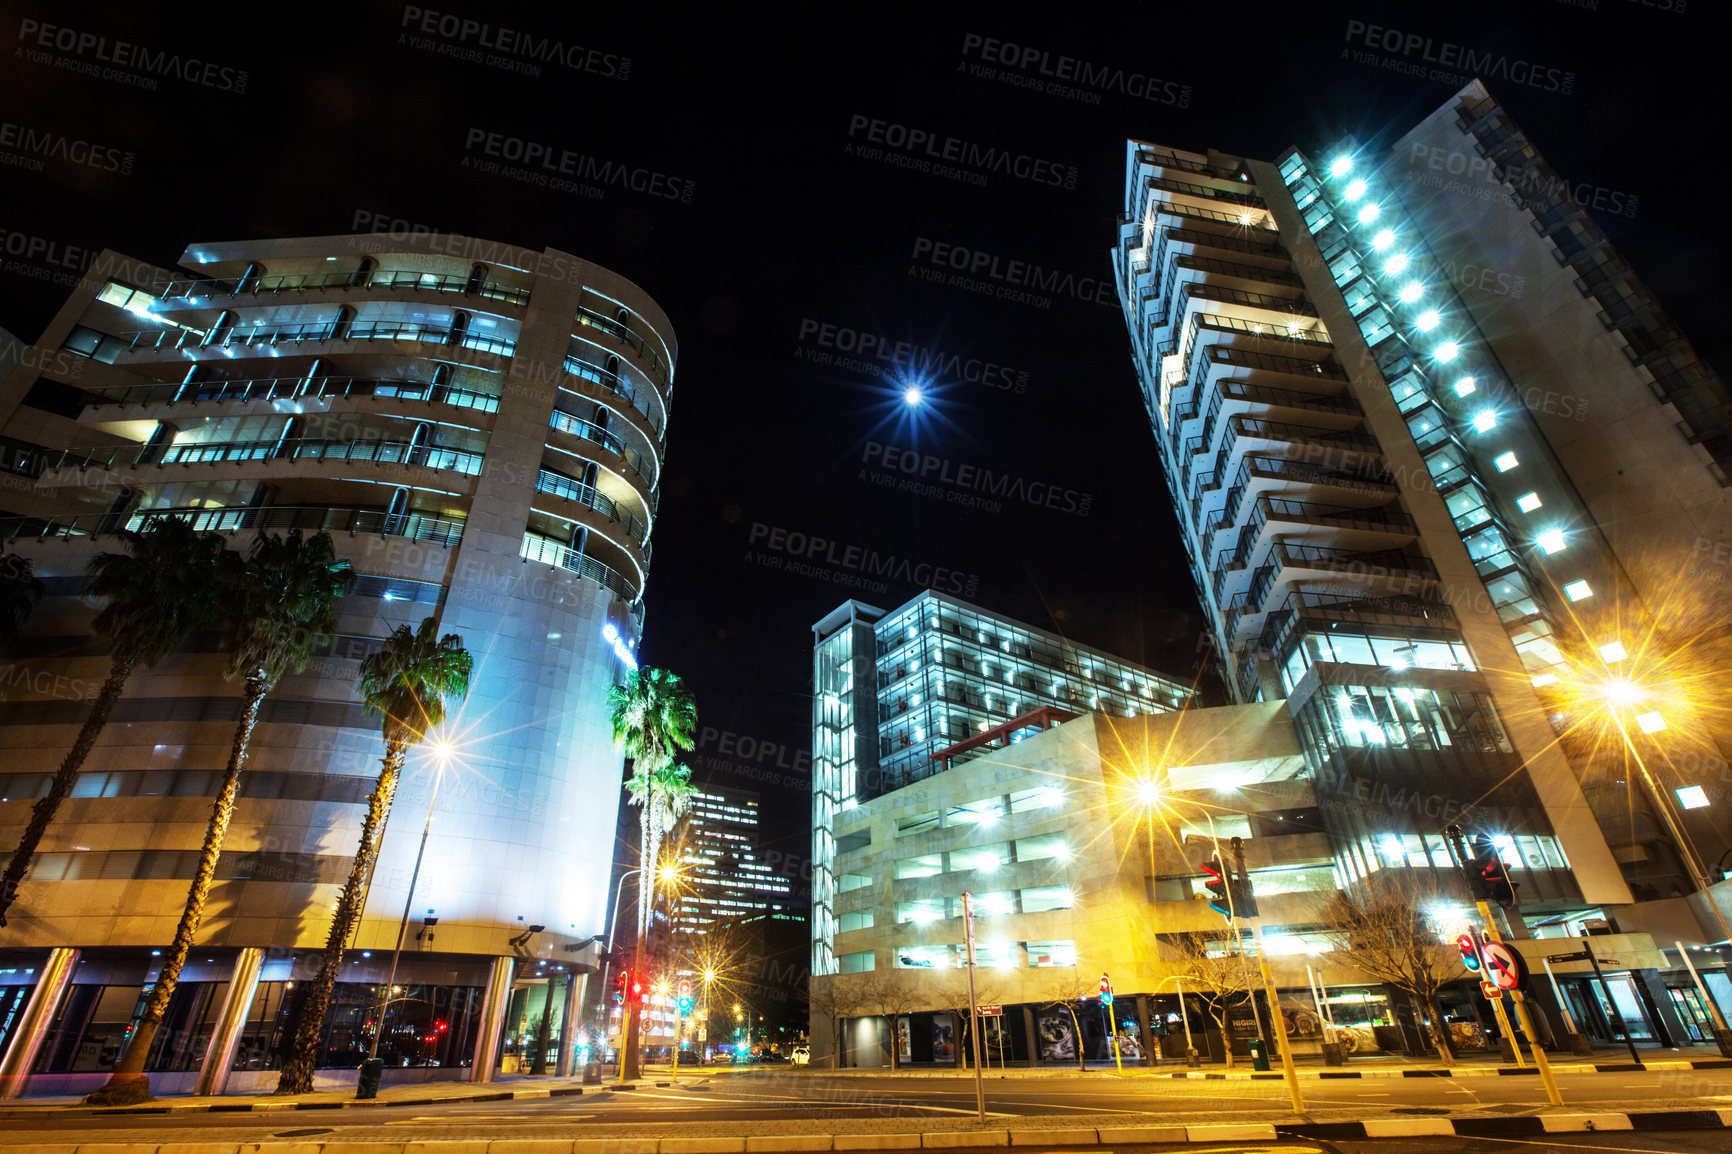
1481;940;1529;992
1480;981;1504;1000
1547;951;1590;963
977;1004;1003;1017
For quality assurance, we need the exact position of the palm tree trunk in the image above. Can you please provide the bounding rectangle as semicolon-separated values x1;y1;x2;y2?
87;672;269;1104
276;739;407;1094
0;652;135;926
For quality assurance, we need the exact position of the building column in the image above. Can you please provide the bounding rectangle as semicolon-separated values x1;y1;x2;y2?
0;948;79;1099
1023;1006;1040;1067
469;956;516;1084
1135;995;1158;1066
556;973;587;1077
1632;968;1686;1048
194;948;265;1097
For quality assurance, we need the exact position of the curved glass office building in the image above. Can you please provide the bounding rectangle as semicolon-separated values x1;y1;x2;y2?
0;234;676;1093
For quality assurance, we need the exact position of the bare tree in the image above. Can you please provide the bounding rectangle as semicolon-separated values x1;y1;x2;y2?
1165;931;1260;1068
853;972;928;1070
1315;872;1458;1067
937;969;1006;1070
808;975;870;1069
1035;966;1109;1070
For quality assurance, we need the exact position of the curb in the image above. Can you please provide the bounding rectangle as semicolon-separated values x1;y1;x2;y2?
4;1113;1732;1152
0;1084;607;1120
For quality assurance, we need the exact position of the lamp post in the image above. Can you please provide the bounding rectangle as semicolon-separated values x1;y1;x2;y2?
364;744;451;1079
1603;696;1732;1055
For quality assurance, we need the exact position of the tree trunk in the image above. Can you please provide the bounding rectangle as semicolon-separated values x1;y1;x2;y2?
886;1015;898;1070
0;653;135;925
276;740;407;1094
1425;993;1455;1067
86;673;268;1105
1065;1004;1086;1070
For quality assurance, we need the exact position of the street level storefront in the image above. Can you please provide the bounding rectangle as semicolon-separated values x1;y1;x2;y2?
0;947;593;1096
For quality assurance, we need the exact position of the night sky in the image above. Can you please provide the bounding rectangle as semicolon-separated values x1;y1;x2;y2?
0;1;1718;871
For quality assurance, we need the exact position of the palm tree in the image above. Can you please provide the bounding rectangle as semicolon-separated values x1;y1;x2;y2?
0;546;45;642
607;668;699;937
87;530;355;1105
606;666;696;1080
0;516;233;926
276;615;471;1095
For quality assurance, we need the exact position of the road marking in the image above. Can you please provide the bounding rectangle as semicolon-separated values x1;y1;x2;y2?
1463;1138;1702;1154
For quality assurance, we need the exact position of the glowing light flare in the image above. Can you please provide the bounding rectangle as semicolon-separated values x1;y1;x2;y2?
903;386;923;406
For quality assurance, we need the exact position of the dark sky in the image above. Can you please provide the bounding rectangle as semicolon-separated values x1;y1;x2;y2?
0;1;1718;860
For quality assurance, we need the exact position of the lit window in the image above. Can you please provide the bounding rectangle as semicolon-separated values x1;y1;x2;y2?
1417;310;1440;331
1473;411;1497;432
1385;254;1409;275
1531;673;1558;688
1676;785;1710;809
1434;342;1459;362
1637;712;1667;734
1495;452;1518;471
1454;377;1477;396
1538;530;1566;553
1517;492;1542;512
1598;641;1628;663
1372;229;1396;250
1330;156;1353;177
1345;179;1367;200
1564;580;1592;601
1399;283;1423;303
1356;204;1380;224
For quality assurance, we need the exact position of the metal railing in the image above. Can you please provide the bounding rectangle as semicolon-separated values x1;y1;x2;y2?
79;372;500;414
156;269;531;307
562;355;665;437
118;317;517;359
575;305;672;388
1;503;465;547
548;409;654;485
535;470;647;543
49;437;486;476
519;533;639;603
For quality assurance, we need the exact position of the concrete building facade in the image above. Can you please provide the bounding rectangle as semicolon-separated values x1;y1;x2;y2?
0;234;677;1093
1111;80;1732;949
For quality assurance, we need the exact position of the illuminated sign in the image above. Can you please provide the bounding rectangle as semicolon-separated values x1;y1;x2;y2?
602;622;639;670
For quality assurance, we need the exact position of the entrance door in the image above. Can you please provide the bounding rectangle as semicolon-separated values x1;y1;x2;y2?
1590;977;1656;1043
1668;987;1713;1043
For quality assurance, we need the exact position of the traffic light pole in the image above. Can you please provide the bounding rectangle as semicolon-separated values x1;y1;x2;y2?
1475;899;1562;1106
1229;839;1301;1114
1443;826;1523;1068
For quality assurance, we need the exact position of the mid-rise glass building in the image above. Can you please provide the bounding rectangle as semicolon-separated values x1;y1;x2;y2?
810;591;1190;977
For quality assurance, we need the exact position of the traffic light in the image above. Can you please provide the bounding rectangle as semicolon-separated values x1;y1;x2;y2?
1200;859;1232;922
1098;972;1113;1006
677;980;693;1015
1468;834;1518;909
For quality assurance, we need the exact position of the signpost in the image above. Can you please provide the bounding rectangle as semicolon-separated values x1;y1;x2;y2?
961;893;986;1123
977;1004;1003;1017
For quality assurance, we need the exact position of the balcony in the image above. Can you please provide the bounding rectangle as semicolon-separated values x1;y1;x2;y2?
535;469;648;543
575;305;672;390
78;372;501;416
114;317;517;359
46;436;485;478
2;503;465;547
548;409;656;489
156;268;532;308
519;533;640;604
563;355;665;438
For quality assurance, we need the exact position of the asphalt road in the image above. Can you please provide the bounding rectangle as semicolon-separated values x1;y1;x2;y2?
6;1069;1732;1146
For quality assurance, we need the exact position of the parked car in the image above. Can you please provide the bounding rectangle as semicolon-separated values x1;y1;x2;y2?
791;1045;810;1066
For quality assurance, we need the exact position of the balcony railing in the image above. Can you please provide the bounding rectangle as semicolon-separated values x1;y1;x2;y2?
563;355;665;437
1;503;465;547
80;373;500;415
535;470;648;543
548;409;654;486
576;305;672;389
520;533;640;603
118;318;517;359
50;437;486;476
156;269;531;307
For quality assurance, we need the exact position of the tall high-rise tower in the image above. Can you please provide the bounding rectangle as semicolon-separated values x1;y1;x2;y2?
1114;80;1732;932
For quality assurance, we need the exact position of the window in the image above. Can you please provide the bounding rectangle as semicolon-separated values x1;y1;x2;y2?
836;829;871;854
1024;940;1076;967
837;951;874;974
896;899;947;924
896;811;940;836
837;911;874;933
896;946;951;969
892;855;940;880
945;798;1004;828
1009;786;1063;813
1014;834;1068;863
837;872;872;892
1018;886;1073;913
